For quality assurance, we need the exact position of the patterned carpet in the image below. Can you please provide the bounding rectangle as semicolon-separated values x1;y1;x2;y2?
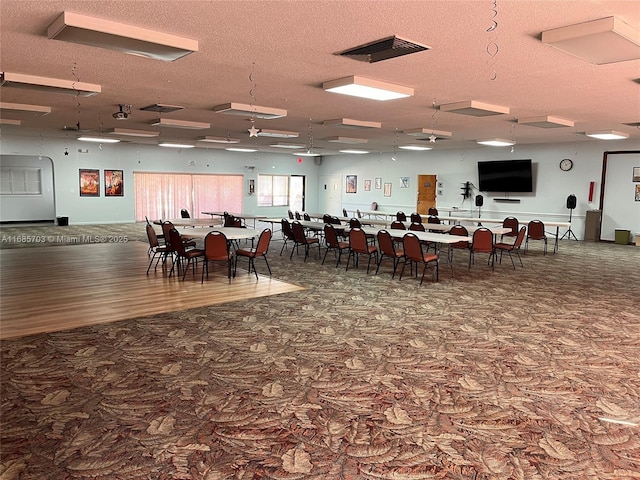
1;223;639;479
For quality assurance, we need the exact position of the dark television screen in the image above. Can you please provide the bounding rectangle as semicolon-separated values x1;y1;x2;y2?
477;159;533;193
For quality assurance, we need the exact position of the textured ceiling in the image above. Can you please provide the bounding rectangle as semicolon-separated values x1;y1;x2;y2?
1;0;639;155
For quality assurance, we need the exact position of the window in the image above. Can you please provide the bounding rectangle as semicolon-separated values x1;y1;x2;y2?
258;175;289;206
133;173;243;221
0;167;42;195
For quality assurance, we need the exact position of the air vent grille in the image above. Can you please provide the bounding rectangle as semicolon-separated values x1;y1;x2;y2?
338;36;430;63
140;104;184;113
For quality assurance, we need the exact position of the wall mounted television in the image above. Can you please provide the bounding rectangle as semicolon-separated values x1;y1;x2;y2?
477;159;533;193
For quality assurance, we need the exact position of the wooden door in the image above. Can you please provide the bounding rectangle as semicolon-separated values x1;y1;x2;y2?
417;174;437;215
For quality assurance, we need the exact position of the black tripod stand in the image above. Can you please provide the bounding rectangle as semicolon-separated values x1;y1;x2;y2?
560;194;578;240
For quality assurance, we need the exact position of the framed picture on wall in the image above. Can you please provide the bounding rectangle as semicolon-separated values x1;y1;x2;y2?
384;182;392;197
400;176;410;188
364;179;371;191
104;169;124;196
346;175;357;193
636;184;640;201
375;177;382;189
633;167;640;182
79;169;100;197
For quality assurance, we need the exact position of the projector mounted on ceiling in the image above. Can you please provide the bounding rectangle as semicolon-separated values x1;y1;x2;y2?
112;104;131;120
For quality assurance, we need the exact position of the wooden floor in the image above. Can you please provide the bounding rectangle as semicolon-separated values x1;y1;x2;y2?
0;242;304;339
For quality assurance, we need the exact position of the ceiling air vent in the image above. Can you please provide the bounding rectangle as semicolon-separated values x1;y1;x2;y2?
338;36;430;63
140;104;184;113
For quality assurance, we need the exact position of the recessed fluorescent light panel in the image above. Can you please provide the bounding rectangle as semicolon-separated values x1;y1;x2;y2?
78;136;120;143
541;16;640;64
213;102;287;119
326;136;368;144
196;136;240;144
476;138;515;147
0;102;51;115
256;129;299;138
440;100;509;116
399;145;432;151
150;118;210;129
159;142;195;148
322;76;414;101
292;151;321;157
323;118;381;129
47;11;198;61
270;142;306;149
0;72;101;97
226;147;258;152
105;128;159;137
339;149;369;154
403;128;452;139
518;116;574;128
585;130;629;140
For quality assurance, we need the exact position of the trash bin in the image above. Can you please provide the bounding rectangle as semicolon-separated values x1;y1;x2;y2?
56;216;69;226
614;229;630;245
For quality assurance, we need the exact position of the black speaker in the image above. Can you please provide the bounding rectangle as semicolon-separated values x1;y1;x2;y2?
475;195;484;207
566;194;577;209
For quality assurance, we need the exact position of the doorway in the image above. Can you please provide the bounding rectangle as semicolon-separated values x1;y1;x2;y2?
290;175;305;213
416;174;437;215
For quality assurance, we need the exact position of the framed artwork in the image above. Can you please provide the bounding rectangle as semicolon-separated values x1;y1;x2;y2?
375;177;382;189
384;182;392;197
346;175;357;193
364;179;371;191
400;176;410;188
79;169;100;197
104;169;124;196
633;167;640;182
635;184;640;202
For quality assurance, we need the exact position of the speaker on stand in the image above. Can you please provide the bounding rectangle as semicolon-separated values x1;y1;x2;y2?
560;194;578;240
475;195;484;225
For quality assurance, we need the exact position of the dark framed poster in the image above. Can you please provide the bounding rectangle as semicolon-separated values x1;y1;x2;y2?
105;169;124;196
79;169;100;197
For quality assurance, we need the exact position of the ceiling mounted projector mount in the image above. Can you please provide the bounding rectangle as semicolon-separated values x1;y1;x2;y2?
113;104;131;120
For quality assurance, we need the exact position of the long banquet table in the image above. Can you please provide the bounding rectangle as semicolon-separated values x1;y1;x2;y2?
438;215;570;252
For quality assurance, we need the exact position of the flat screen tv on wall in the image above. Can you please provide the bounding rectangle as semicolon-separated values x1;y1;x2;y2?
477;159;533;193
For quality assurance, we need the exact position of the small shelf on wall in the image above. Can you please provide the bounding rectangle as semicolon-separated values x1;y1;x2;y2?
494;198;521;203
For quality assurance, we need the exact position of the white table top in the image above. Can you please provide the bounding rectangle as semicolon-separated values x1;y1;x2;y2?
438;215;570;228
182;227;261;241
153;218;222;227
202;212;267;220
353;227;472;244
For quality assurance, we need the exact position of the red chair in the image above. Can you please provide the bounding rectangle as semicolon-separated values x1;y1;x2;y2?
322;223;349;267
410;212;422;223
396;211;407;222
346;228;378;273
447;225;470;263
375;230;404;278
168;228;204;280
291;221;320;261
280;218;295;255
145;223;170;274
202;231;233;283
495;226;526;268
526;220;547;255
235;228;272;279
428;207;439;216
502;216;519;240
390;220;406;230
469;228;496;270
399;232;439;284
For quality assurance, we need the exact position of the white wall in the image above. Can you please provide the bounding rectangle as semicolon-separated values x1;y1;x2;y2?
0;133;321;224
0;155;55;222
316;141;640;240
1;131;638;240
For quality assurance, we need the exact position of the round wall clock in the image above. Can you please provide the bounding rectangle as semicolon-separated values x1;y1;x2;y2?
559;158;573;171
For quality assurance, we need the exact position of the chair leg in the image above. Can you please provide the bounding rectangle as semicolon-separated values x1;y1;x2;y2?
322;247;330;265
250;258;258;280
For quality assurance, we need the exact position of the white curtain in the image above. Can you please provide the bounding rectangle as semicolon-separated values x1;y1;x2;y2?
134;173;243;221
